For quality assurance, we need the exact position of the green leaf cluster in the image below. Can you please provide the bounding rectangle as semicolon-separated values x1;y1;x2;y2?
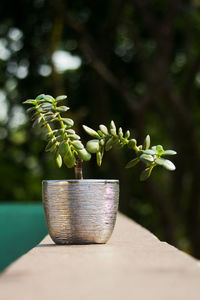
24;96;176;181
23;94;91;168
83;121;177;181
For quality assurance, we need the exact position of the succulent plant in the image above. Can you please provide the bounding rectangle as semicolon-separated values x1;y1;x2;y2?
83;122;176;181
23;94;177;181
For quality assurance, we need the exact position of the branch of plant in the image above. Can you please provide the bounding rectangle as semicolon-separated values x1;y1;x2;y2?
23;94;177;181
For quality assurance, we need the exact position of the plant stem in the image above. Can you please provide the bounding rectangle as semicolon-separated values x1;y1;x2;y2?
74;157;83;179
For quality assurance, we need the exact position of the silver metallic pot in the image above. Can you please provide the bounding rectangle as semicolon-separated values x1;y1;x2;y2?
42;180;119;244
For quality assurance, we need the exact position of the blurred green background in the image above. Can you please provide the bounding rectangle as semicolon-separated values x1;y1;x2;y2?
1;0;200;268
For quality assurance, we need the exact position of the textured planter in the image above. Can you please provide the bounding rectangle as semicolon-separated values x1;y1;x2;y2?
42;180;119;244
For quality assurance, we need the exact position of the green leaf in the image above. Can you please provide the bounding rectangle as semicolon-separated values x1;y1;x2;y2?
56;135;64;143
67;134;80;140
55;152;62;168
63;144;76;168
66;129;76;135
99;139;105;146
97;130;104;137
143;135;150;150
128;139;137;149
105;137;114;151
96;151;102;166
86;139;100;153
77;148;91;161
141;149;157;155
155;158;176;171
71;140;84;150
44;115;56;122
36;94;45;100
59;143;68;156
43;95;54;103
125;130;130;139
139;154;154;164
23;99;36;105
99;124;108;135
118;127;123;138
49;118;59;123
110;120;116;136
62;118;74;126
45;139;57;152
83;125;100;139
40;103;53;110
55;95;67;102
140;167;153;181
156;145;164;154
56;106;69;112
125;158;140;168
162;150;177;156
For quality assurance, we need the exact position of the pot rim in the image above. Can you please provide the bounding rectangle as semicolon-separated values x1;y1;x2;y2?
42;179;119;184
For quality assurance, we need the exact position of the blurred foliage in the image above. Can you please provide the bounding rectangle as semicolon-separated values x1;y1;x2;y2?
0;0;200;258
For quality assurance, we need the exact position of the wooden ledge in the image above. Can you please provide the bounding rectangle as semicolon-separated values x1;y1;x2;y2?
0;213;200;300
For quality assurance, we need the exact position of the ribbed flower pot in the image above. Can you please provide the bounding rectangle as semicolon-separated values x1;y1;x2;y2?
42;180;119;244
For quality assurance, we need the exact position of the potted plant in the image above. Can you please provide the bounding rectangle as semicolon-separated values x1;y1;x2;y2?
23;94;176;245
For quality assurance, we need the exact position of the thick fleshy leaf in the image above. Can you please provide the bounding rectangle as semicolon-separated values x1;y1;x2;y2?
140;167;153;181
105;137;114;151
55;153;62;168
128;139;137;149
63;144;76;168
141;149;157;155
23;99;36;105
43;95;54;103
162;150;177;156
40;103;53;111
155;158;176;171
71;140;84;150
55;95;67;102
139;154;154;164
62;118;74;126
77;148;91;161
66;129;76;135
86;139;100;153
44;115;55;122
143;135;150;150
110;120;116;136
125;130;130;139
118;127;123;138
56;106;69;112
99;124;108;135
99;139;105;146
125;158;140;168
49;118;59;123
156;145;164;154
97;130;104;137
96;151;102;166
45;139;57;152
36;94;45;100
83;125;100;139
67;134;80;140
59;143;68;156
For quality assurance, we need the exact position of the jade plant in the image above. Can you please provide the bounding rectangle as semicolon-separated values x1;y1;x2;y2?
23;94;177;181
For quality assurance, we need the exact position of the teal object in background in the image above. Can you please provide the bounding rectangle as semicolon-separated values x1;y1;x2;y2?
0;204;48;272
